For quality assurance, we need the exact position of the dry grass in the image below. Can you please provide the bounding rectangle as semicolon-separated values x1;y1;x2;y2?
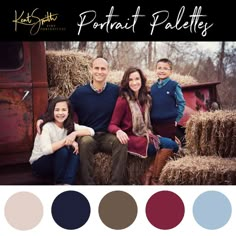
93;153;155;185
93;152;182;185
159;155;236;185
107;70;199;88
46;51;198;99
186;110;236;157
46;50;92;98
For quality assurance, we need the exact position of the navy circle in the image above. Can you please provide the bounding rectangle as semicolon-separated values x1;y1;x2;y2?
51;190;90;230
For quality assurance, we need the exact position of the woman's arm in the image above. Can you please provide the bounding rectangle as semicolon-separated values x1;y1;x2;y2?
108;97;127;133
108;97;129;144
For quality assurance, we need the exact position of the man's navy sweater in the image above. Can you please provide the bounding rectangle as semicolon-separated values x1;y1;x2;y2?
70;83;119;132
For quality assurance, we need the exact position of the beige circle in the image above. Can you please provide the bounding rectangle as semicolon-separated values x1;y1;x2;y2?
4;191;43;230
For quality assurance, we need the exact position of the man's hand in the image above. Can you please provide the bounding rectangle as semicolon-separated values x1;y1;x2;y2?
36;119;44;134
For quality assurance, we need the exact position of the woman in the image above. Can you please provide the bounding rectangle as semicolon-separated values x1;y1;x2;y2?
29;96;95;185
108;67;179;185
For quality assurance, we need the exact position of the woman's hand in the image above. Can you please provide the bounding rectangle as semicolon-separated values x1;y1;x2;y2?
147;129;153;135
116;130;129;144
71;141;79;155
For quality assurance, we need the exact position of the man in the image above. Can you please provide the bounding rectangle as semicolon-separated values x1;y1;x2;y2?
68;57;128;184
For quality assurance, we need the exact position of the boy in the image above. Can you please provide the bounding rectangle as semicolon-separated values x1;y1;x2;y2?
150;58;186;141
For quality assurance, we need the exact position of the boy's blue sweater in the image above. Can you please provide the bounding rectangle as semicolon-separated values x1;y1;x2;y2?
70;83;119;132
150;80;178;122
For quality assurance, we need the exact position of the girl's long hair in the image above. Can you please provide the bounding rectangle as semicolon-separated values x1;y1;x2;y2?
40;96;75;134
120;67;149;106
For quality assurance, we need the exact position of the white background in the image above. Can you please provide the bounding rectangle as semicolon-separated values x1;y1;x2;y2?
0;186;235;236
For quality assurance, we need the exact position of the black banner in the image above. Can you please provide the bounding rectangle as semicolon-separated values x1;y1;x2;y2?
1;0;234;41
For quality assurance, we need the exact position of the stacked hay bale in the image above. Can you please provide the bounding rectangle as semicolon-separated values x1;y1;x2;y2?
186;110;236;157
159;155;236;185
46;50;92;99
160;110;236;185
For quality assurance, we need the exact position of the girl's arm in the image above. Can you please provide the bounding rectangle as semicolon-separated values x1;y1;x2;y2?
74;125;95;136
51;139;67;152
40;126;67;155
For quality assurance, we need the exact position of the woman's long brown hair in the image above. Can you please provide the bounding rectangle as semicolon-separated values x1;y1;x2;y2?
120;66;150;106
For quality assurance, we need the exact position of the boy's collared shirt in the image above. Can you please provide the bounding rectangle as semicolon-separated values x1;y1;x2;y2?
156;77;186;122
157;77;170;88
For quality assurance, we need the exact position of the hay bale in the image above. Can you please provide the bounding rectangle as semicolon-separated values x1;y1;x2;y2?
107;70;198;88
92;152;154;185
145;70;199;87
46;52;197;99
126;155;154;185
159;155;236;185
186;110;236;158
185;114;202;153
93;153;112;185
107;70;124;85
46;50;93;98
92;152;183;185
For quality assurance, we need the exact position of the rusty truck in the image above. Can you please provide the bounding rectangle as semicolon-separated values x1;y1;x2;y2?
0;41;221;184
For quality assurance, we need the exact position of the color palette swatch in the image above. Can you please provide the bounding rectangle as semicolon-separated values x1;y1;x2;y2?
51;190;90;230
98;190;137;229
4;191;43;231
0;186;235;235
146;190;185;230
193;190;232;230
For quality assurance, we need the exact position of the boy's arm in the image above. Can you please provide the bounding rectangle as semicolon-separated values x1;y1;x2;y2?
175;84;186;123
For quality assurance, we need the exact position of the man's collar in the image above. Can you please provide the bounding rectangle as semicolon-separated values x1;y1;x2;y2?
90;81;107;93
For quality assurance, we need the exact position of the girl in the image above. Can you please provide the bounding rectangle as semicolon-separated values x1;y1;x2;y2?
108;67;179;185
29;96;95;185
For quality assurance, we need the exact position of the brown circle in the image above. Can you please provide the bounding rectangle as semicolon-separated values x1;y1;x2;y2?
98;190;137;230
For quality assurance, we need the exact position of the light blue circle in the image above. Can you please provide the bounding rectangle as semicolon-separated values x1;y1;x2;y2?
193;191;232;230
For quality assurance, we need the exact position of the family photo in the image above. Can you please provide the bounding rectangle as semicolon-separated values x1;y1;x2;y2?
0;41;235;185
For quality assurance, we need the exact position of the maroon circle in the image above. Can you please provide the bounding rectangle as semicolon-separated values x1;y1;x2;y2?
146;190;185;230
